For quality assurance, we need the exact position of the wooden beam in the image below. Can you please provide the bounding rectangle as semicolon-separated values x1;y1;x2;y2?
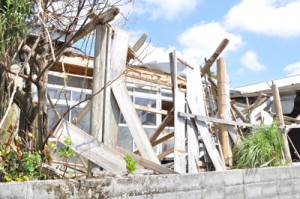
272;81;292;164
71;7;120;44
149;108;174;143
112;78;160;164
116;146;177;174
201;39;229;75
132;33;147;52
178;112;255;128
134;104;168;115
53;120;126;173
152;132;174;147
158;148;174;160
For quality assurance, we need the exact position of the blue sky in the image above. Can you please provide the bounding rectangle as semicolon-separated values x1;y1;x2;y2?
117;0;300;88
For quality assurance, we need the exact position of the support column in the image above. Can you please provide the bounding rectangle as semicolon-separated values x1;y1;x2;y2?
272;81;292;164
217;58;232;166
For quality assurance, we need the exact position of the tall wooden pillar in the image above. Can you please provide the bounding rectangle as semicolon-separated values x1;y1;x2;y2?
272;81;292;164
217;58;232;166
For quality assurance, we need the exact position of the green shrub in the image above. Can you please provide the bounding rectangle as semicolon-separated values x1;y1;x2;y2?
124;154;137;174
233;123;284;168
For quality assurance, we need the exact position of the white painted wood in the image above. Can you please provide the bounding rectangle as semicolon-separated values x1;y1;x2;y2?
169;51;186;173
186;68;200;173
186;66;225;171
53;120;126;173
111;78;160;164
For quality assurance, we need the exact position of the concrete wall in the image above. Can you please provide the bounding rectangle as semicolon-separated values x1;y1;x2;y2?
1;165;300;199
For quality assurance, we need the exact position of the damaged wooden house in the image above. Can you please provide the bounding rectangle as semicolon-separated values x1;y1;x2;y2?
45;8;300;177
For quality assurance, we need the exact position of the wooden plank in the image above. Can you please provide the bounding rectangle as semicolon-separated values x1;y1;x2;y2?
134;104;168;115
149;108;174;143
186;67;200;173
111;78;160;164
185;66;225;171
178;112;255;128
158;148;174;160
116;146;177;174
132;33;147;52
103;27;129;148
170;51;186;173
152;132;174;147
53;120;126;173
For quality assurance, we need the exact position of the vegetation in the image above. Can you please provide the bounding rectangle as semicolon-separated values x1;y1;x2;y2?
0;125;42;182
124;154;137;174
233;123;284;169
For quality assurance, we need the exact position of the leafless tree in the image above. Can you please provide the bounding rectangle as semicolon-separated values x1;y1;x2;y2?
0;0;134;150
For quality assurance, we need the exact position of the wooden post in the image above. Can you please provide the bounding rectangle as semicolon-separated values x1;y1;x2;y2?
90;25;107;142
169;51;187;173
272;81;292;164
88;25;107;176
217;58;232;166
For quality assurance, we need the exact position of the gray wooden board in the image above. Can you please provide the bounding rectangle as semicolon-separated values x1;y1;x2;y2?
186;67;225;171
186;68;200;173
170;51;186;173
116;146;177;174
111;78;160;164
53;120;126;173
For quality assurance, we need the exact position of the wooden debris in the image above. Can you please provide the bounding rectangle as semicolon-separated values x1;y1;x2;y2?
53;120;127;173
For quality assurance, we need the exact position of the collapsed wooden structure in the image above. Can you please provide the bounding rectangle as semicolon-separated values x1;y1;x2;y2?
49;9;300;176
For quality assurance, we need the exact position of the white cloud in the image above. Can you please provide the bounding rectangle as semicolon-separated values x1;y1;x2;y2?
284;62;300;76
178;22;243;65
225;0;300;37
240;50;266;72
130;0;202;21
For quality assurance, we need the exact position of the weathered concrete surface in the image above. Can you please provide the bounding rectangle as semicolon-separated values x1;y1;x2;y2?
1;165;300;198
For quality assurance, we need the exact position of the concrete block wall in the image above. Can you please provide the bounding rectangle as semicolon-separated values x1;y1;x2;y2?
1;165;300;198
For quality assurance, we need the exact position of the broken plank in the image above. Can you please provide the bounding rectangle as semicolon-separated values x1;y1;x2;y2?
178;112;255;128
220;109;241;145
116;146;177;174
111;78;160;164
72;100;91;124
53;120;126;173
